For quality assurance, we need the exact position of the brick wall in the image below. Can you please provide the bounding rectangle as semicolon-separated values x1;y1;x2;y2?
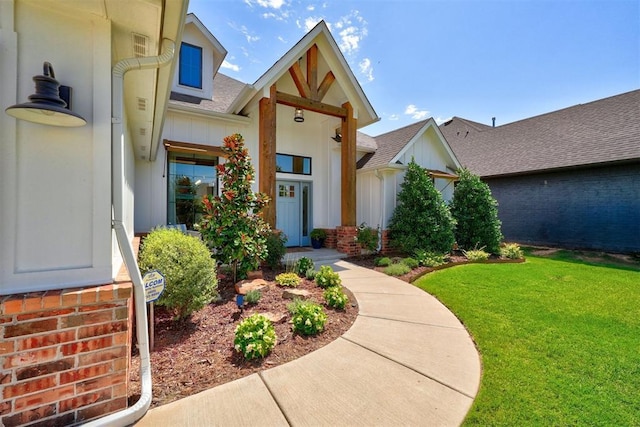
323;228;337;249
0;283;133;426
336;226;359;256
379;229;392;254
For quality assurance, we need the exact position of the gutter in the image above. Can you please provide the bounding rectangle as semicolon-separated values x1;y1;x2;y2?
83;38;176;427
374;169;384;252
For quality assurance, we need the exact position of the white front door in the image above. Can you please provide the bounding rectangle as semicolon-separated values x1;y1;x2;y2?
276;181;311;247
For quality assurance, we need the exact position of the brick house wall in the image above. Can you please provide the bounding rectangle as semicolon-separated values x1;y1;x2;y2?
485;162;640;253
0;283;133;426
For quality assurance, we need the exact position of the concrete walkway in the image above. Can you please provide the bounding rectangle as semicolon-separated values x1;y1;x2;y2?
135;259;481;427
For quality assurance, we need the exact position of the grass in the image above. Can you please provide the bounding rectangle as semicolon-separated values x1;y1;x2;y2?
414;251;640;426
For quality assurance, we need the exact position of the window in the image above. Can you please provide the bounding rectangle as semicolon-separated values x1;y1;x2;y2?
167;152;217;229
276;153;312;175
179;43;202;89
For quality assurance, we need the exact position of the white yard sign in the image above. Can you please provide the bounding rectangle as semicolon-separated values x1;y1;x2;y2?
143;270;165;303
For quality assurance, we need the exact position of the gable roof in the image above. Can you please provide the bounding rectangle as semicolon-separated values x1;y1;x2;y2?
184;13;227;77
356;118;461;171
441;89;640;177
169;73;247;113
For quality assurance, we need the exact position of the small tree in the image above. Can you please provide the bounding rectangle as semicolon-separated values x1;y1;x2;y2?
198;133;271;282
388;159;455;254
450;168;503;254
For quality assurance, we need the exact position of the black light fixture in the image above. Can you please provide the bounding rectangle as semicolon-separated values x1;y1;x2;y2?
5;62;86;127
331;128;342;143
294;107;304;123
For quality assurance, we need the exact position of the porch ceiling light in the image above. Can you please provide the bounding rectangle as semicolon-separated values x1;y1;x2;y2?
5;62;86;127
294;107;304;123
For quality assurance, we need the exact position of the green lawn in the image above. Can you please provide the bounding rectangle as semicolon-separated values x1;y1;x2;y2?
414;252;640;426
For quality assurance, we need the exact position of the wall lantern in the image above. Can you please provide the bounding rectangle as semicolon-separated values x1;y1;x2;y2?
5;62;86;127
294;107;304;123
331;129;342;143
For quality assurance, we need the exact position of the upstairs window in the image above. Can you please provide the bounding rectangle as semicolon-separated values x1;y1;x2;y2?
179;43;202;89
276;153;312;175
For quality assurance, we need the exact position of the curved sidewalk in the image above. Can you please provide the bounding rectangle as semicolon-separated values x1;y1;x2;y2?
135;259;481;426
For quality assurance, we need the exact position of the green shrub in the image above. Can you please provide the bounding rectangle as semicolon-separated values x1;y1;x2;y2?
264;231;287;270
138;228;218;320
305;268;318;280
401;257;419;269
464;248;490;262
414;250;447;267
275;272;301;287
323;286;349;310
384;263;411;276
295;257;314;276
450;168;503;254
500;243;524;259
245;289;262;304
388;159;455;254
315;265;341;288
356;222;379;252
375;257;392;267
233;314;276;360
287;300;327;336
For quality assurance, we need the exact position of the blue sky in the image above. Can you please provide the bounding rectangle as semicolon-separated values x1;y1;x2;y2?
188;0;639;136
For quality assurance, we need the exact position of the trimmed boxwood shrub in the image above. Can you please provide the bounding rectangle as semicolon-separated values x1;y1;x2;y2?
275;272;301;287
138;228;218;320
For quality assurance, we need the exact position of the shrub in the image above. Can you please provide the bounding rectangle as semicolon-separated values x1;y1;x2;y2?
323;286;349;310
464;248;490;262
264;231;287;270
138;228;218;320
305;268;317;280
315;265;341;288
388;159;455;254
287;300;327;335
384;263;411;276
233;314;276;360
401;257;419;269
500;243;524;259
375;257;392;267
199;134;271;282
450;168;503;254
295;257;315;276
356;222;379;252
414;250;447;267
310;228;327;240
245;289;262;304
275;272;301;287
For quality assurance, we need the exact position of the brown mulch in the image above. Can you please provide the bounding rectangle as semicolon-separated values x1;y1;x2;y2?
345;253;470;283
128;268;358;408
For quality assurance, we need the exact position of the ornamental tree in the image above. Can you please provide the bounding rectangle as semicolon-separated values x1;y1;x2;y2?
450;168;503;254
388;159;455;254
198;133;271;282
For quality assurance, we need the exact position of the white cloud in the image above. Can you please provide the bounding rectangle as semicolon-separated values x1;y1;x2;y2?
333;11;367;55
434;116;451;125
221;60;240;72
297;16;323;32
307;5;315;11
277;35;287;43
246;0;285;8
405;104;430;120
359;58;374;82
230;22;260;43
388;114;399;121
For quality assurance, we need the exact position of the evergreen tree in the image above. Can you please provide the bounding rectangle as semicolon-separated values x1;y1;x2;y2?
450;168;503;254
388;159;455;254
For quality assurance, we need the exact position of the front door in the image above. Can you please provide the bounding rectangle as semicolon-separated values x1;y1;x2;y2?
276;181;311;247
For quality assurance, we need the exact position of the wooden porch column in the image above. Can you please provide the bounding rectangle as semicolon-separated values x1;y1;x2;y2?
259;84;277;228
341;102;357;226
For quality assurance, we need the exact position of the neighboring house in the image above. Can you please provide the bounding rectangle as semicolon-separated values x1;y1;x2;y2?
441;90;640;253
1;0;188;425
356;119;462;252
134;14;379;253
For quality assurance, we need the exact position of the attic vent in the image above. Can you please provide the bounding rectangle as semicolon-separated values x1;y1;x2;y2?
140;145;147;151
137;97;147;111
139;128;147;136
132;33;148;57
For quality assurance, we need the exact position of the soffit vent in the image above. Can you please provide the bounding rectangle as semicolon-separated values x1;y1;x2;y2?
140;145;147;151
132;33;148;58
137;97;147;111
139;128;147;136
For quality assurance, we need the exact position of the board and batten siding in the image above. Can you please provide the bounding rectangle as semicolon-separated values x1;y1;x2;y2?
486;162;640;253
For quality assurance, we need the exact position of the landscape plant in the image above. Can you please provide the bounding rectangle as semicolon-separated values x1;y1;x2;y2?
355;222;379;252
414;250;447;267
288;299;327;336
295;257;314;276
198;133;271;282
383;262;411;276
375;257;392;267
305;269;318;280
401;257;419;269
245;289;261;304
323;286;349;310
275;272;301;287
388;159;455;254
315;265;341;288
500;243;524;259
264;230;287;269
463;248;490;262
138;227;218;320
450;168;503;254
233;314;276;360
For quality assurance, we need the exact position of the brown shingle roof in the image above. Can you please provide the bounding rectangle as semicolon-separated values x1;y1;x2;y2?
169;73;246;113
356;120;430;169
441;90;640;177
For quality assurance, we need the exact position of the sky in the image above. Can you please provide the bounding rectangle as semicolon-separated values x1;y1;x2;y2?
187;0;639;136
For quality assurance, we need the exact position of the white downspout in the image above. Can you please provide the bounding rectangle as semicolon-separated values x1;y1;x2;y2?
374;169;384;252
83;38;175;427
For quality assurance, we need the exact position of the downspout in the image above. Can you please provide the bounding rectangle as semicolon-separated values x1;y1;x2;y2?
374;169;384;252
83;38;176;427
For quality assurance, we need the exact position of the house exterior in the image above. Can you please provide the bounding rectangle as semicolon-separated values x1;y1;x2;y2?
0;0;188;425
441;90;640;253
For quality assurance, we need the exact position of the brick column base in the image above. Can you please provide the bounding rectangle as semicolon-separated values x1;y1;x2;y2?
323;228;337;249
380;229;393;254
336;226;359;256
